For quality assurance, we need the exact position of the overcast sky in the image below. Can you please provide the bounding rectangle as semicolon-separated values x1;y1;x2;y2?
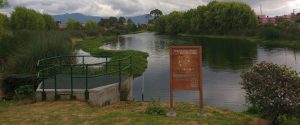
0;0;299;17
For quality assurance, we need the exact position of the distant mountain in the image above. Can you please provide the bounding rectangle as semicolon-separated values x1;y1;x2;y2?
52;13;153;24
52;13;101;24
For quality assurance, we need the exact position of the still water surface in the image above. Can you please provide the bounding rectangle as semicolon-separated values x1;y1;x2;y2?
102;32;300;111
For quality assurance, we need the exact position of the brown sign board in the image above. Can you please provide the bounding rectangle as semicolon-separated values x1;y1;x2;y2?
169;46;203;110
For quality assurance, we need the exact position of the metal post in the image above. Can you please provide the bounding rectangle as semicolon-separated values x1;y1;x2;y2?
82;56;85;73
130;56;133;76
105;57;108;73
85;65;89;101
118;60;122;93
41;72;46;101
54;67;58;100
59;56;62;73
70;66;74;100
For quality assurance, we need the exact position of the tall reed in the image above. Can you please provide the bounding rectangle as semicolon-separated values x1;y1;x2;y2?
4;30;72;74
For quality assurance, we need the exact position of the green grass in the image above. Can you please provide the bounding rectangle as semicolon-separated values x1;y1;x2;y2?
76;35;148;77
0;101;274;125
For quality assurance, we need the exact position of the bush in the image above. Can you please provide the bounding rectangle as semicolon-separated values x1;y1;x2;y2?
14;85;35;100
2;74;37;99
257;26;281;40
241;61;300;125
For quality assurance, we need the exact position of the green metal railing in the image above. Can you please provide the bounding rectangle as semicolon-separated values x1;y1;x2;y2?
37;55;133;101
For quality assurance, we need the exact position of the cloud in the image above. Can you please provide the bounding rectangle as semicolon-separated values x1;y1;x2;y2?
0;0;299;16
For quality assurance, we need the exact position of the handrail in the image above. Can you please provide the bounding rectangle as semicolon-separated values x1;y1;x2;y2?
37;55;132;101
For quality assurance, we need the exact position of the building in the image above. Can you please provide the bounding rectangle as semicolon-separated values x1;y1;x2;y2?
257;15;276;24
257;13;296;25
57;24;67;29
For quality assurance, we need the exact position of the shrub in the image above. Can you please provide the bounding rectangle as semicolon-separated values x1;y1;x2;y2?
2;74;37;99
257;26;281;40
241;61;300;125
14;85;35;100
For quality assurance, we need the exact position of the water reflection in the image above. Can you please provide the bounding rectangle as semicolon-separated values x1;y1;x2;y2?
102;32;300;111
75;49;110;65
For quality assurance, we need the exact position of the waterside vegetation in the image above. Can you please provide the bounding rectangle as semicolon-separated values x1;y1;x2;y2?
152;1;300;48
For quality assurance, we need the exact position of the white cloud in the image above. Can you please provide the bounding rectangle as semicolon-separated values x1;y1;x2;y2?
0;0;299;16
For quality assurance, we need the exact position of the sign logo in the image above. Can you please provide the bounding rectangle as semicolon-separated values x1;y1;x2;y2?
169;46;204;111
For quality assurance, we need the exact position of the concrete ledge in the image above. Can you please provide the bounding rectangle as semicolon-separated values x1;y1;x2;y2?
36;76;133;106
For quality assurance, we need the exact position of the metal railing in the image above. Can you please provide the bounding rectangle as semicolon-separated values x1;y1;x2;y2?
37;55;132;101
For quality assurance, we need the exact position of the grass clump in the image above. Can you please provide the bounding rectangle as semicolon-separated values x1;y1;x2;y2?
3;30;73;74
77;35;148;77
145;99;167;115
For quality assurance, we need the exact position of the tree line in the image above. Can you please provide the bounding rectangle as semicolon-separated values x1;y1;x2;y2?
153;1;258;35
67;16;139;32
0;6;141;32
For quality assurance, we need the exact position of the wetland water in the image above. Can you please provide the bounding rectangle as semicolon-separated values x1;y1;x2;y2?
101;32;300;111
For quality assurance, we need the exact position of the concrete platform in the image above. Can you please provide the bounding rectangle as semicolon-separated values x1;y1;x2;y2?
41;74;126;89
36;74;133;106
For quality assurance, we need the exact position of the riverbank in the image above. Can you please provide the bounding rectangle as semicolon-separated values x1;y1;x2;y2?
178;34;300;49
0;100;269;125
76;35;148;77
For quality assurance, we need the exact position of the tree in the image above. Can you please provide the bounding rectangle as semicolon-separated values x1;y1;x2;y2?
127;18;134;24
98;18;108;27
204;1;257;34
118;17;126;25
98;17;118;28
295;16;300;23
66;18;81;30
86;20;97;29
190;6;208;34
0;13;12;60
150;9;163;20
0;13;9;28
241;62;300;125
10;7;46;30
108;17;118;26
42;14;56;30
0;13;11;38
153;1;258;35
165;11;184;34
0;0;8;8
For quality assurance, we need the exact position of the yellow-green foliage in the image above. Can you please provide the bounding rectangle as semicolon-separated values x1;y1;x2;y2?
10;7;56;30
86;20;97;30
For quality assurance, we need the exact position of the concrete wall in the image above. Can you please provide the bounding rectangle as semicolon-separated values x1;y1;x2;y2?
36;76;133;106
120;76;133;101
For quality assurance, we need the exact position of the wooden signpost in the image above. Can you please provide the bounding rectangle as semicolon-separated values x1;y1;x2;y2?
169;46;204;116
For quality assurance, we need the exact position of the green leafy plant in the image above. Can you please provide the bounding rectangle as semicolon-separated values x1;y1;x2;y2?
14;85;35;100
241;61;300;125
145;98;167;115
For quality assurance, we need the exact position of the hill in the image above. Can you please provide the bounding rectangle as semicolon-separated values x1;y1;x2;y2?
52;13;153;24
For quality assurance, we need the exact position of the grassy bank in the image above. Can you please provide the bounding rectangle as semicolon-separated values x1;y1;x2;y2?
178;34;300;49
0;101;271;125
76;35;148;77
